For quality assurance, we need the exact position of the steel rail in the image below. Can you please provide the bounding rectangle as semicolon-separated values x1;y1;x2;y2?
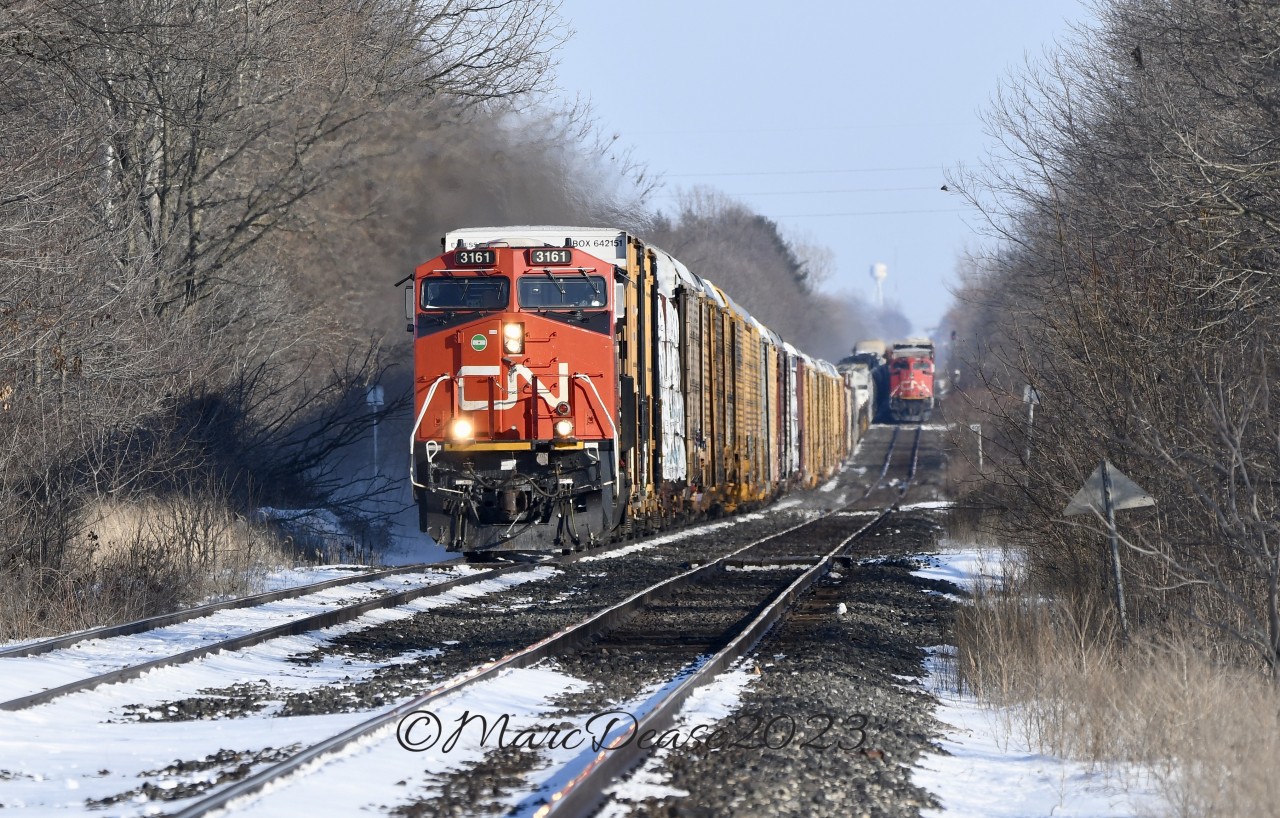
167;426;913;817
535;510;896;817
0;563;536;711
875;424;902;487
166;468;903;818
906;423;923;483
0;561;450;660
725;424;920;571
0;470;859;712
537;424;926;817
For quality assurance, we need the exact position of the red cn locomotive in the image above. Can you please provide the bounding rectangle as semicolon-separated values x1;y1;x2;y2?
406;226;854;559
887;338;935;422
408;237;621;555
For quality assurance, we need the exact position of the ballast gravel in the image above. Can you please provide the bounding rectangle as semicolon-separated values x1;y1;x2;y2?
98;426;959;818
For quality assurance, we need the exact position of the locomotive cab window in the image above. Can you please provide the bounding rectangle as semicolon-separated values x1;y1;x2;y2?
913;361;931;371
421;278;509;310
519;275;607;309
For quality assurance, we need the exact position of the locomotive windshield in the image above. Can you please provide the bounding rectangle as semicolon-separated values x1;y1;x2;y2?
421;277;509;310
519;275;607;309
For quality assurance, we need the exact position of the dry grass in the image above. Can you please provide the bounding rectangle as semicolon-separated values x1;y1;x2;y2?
0;495;286;641
952;549;1280;817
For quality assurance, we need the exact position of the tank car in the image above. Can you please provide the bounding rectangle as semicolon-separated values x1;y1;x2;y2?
406;226;853;558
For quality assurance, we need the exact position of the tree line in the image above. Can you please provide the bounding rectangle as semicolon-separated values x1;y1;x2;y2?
946;0;1280;673
0;0;886;636
0;0;594;632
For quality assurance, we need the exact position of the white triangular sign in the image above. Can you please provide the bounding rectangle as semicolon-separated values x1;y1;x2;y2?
1063;461;1155;516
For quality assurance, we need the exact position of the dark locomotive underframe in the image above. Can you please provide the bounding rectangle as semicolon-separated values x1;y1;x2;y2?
414;441;620;555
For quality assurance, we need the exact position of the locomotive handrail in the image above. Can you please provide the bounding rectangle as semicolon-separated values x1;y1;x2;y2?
573;373;621;495
409;374;452;488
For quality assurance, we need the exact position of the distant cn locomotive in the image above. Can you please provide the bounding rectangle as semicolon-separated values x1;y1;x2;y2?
886;337;935;422
405;226;856;558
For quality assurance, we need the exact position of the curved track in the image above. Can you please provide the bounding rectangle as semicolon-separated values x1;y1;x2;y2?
0;479;847;712
0;563;527;711
530;425;922;817
0;562;445;660
167;427;923;818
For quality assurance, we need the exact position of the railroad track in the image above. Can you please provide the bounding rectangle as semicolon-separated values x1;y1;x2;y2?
0;561;448;661
0;562;536;711
523;425;923;817
0;481;824;712
164;425;923;818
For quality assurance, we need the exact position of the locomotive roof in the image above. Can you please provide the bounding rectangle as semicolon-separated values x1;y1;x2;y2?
444;225;629;264
891;348;934;360
442;225;842;374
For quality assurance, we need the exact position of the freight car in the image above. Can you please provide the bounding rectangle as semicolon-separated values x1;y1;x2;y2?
405;226;853;558
886;338;935;422
835;356;876;436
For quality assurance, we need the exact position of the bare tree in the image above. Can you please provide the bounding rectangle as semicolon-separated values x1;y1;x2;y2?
944;0;1280;670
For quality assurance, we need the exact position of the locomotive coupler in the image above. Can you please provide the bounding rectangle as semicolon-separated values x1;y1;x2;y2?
500;488;519;518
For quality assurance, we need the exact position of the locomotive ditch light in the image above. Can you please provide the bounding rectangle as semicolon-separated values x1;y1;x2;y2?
449;417;474;442
503;322;525;354
553;418;574;439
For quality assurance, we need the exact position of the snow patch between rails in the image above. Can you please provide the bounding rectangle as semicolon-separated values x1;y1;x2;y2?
912;550;1164;817
578;512;767;562
235;666;588;818
597;660;761;815
725;563;803;572
0;567;556;724
897;499;955;512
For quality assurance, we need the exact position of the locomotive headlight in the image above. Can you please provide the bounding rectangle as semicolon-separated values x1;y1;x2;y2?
553;418;574;439
503;322;524;354
449;417;474;441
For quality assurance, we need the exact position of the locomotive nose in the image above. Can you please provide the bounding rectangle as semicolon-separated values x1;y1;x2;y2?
459;322;501;366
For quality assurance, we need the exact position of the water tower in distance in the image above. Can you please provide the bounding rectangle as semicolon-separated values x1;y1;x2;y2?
871;263;888;307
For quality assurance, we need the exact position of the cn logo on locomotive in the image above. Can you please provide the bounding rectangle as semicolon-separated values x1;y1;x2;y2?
457;363;570;411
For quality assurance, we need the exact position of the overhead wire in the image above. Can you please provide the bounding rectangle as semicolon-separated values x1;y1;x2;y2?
651;185;939;197
665;165;939;177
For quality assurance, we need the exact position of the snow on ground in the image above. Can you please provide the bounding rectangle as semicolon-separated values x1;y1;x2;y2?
227;654;759;818
913;549;1164;818
577;511;770;563
595;660;760;815
258;564;383;592
0;569;561;816
0;566;393;654
379;524;452;566
897;499;955;512
229;665;588;818
913;547;1007;594
0;566;485;703
0;662;584;817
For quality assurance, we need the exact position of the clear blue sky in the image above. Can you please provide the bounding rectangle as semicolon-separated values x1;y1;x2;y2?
551;0;1091;335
